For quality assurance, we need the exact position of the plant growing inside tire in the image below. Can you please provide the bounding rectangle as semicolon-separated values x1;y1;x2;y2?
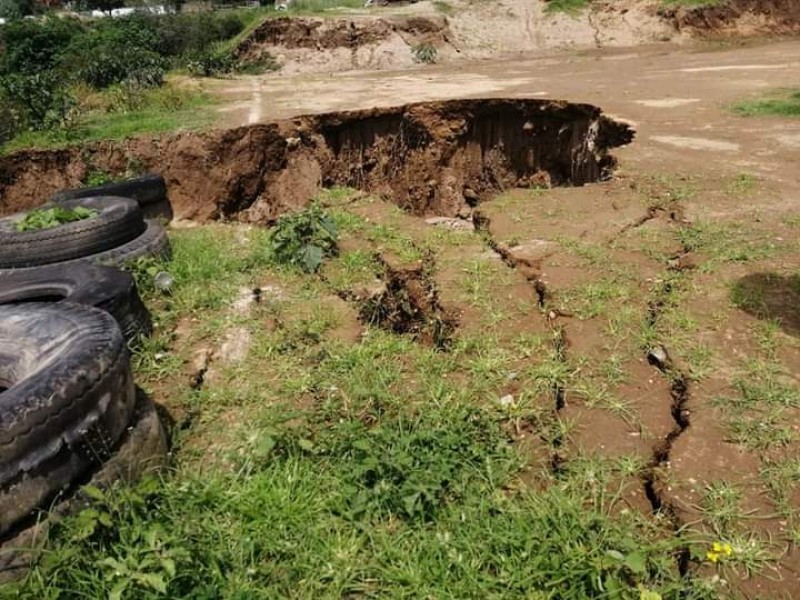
16;206;98;231
269;204;339;273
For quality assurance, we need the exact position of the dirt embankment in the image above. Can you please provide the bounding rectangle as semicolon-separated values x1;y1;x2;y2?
0;99;634;222
234;15;456;75
659;0;800;36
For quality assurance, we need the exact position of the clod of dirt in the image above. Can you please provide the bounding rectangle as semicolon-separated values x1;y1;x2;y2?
0;99;634;223
358;253;456;349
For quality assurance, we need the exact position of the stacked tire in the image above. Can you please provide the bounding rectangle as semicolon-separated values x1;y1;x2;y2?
0;182;170;539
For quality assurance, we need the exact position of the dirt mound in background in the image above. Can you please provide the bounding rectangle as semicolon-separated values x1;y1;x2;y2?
0;99;633;223
659;0;800;36
235;15;455;75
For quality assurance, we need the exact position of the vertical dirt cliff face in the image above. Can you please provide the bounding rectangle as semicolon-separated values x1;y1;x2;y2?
660;0;800;35
0;99;634;223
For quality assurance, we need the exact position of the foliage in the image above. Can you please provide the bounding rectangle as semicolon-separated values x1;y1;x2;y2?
411;43;438;64
0;17;83;75
0;0;32;20
0;71;76;131
15;206;98;231
83;0;125;14
185;49;238;77
269;204;339;272
732;89;800;118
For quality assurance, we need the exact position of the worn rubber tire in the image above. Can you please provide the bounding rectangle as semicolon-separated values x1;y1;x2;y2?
0;263;152;345
0;303;135;537
0;197;145;269
52;174;168;208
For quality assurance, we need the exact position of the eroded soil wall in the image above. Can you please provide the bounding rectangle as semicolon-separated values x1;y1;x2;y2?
659;0;800;35
0;99;633;222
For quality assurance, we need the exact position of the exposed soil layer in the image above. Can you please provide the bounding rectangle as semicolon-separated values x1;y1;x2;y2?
234;15;456;74
659;0;800;36
236;16;450;53
0;99;634;223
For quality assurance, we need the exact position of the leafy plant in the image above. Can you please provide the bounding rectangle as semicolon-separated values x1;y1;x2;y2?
411;43;438;65
16;206;98;231
269;204;339;273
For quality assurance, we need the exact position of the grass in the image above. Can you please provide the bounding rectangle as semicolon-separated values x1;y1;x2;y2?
1;84;216;154
732;89;800;118
544;0;591;15
9;190;796;597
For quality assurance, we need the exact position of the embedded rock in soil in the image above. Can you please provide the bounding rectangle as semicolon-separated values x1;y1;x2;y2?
0;99;634;223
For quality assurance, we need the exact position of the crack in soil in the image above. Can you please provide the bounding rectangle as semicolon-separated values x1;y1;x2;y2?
641;240;696;577
473;211;572;473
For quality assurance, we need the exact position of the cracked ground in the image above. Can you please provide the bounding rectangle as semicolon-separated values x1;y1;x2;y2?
5;39;799;599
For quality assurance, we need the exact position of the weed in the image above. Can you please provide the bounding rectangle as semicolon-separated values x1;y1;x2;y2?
15;205;97;231
725;172;758;196
269;204;339;273
411;43;438;65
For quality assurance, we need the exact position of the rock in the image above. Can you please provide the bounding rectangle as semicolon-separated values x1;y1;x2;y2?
154;271;174;294
285;136;301;149
647;345;671;371
463;187;479;205
424;216;474;232
499;394;514;408
456;203;472;219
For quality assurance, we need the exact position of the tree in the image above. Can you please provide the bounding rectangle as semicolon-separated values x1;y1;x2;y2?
0;0;34;20
84;0;125;15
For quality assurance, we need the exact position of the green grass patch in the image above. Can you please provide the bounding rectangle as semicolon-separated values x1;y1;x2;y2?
732;89;800;118
1;85;216;154
8;403;709;599
544;0;591;15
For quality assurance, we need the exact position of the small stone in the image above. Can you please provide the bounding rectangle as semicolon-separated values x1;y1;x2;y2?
285;136;301;149
647;345;671;370
154;271;174;294
499;394;514;407
522;121;534;131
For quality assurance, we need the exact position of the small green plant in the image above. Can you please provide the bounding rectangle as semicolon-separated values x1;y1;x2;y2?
269;204;339;273
16;205;98;231
85;169;113;186
411;43;438;65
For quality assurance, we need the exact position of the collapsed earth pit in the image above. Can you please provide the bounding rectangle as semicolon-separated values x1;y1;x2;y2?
0;99;634;224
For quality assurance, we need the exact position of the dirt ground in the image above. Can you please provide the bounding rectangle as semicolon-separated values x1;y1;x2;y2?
0;3;799;597
182;37;800;597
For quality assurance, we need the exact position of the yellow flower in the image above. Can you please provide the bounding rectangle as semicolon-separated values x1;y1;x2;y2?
706;541;734;563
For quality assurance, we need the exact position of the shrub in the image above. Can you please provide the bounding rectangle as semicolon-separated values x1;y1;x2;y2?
411;43;437;64
0;71;76;130
269;204;339;273
0;17;83;75
185;50;238;77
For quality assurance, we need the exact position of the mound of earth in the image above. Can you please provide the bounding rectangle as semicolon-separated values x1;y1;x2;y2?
0;98;633;223
659;0;800;36
235;15;457;75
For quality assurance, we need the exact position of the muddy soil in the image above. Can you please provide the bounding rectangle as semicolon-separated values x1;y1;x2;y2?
0;99;633;222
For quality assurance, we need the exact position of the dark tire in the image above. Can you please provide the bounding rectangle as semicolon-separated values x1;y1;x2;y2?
0;303;135;537
0;197;145;269
52;174;167;208
0;263;152;345
88;220;171;268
